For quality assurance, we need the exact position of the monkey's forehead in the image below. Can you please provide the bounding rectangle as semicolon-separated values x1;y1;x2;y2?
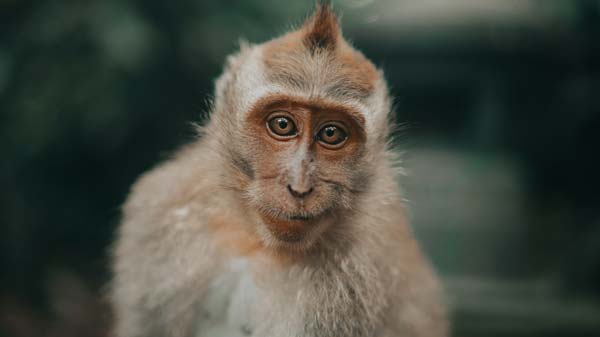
262;3;380;101
261;31;380;101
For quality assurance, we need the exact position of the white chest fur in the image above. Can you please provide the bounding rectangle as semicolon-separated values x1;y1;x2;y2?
195;258;260;337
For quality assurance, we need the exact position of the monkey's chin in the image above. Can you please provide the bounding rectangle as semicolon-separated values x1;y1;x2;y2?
257;211;329;250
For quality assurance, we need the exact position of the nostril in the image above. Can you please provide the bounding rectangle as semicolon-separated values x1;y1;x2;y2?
287;185;313;198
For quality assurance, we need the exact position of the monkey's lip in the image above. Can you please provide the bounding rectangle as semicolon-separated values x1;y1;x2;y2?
257;210;321;231
288;214;314;221
260;210;319;222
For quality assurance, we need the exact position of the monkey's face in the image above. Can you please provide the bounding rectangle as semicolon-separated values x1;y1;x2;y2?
238;94;368;247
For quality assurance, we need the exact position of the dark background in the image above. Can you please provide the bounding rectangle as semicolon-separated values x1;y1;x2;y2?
1;1;599;336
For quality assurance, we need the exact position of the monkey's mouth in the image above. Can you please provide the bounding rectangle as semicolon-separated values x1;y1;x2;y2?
288;214;314;221
263;210;320;222
255;203;322;221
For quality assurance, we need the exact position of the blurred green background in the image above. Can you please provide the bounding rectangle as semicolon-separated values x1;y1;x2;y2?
1;0;599;336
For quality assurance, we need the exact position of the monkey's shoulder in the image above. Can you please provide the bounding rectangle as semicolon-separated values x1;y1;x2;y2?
115;142;231;261
124;143;217;211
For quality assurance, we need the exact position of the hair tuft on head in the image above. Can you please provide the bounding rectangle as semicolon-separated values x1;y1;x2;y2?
302;2;340;52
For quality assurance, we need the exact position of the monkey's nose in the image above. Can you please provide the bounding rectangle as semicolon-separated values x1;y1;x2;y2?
287;185;313;199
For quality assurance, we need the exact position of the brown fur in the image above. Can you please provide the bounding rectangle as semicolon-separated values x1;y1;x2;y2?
263;6;379;100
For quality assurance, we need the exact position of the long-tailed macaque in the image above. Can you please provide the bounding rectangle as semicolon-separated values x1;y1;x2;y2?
110;4;448;337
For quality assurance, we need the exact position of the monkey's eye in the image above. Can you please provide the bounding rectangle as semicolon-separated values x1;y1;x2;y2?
267;114;298;139
317;124;348;149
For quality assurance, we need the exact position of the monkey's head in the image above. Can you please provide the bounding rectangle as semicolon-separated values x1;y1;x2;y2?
209;4;393;251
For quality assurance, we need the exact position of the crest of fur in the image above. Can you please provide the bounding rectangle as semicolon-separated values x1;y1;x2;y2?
302;3;339;51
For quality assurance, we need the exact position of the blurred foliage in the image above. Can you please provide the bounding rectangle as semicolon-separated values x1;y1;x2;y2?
1;1;599;336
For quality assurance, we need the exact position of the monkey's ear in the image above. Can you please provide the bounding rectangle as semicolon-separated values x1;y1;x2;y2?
302;2;340;52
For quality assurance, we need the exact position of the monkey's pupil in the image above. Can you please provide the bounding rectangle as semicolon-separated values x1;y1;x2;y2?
325;127;336;138
278;119;288;130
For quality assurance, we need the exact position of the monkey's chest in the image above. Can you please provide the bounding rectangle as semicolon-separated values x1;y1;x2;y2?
195;258;259;337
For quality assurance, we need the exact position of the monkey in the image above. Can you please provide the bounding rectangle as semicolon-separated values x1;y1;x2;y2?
109;4;448;337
